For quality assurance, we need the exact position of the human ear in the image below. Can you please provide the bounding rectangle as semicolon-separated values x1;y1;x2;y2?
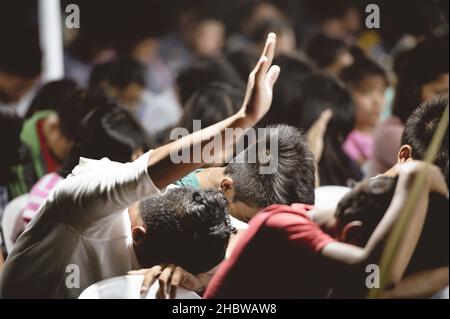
131;226;147;245
397;145;413;163
339;221;363;246
219;177;234;193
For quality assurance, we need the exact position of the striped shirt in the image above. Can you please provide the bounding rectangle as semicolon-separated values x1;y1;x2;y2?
22;173;63;224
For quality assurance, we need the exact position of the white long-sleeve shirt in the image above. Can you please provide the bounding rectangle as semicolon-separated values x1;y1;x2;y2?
0;151;159;298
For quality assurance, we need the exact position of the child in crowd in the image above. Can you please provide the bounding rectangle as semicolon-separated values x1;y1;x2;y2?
384;96;449;186
288;73;362;186
21;91;152;226
173;125;315;224
2;80;82;203
305;32;354;77
89;57;147;113
19;82;83;183
370;36;449;176
340;58;388;169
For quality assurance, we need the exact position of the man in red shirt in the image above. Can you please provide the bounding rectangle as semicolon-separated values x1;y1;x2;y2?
204;161;448;299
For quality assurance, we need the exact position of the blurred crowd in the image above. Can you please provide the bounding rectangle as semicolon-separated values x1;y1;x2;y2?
0;0;449;299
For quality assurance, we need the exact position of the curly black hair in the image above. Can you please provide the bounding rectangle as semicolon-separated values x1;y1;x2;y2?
138;187;235;274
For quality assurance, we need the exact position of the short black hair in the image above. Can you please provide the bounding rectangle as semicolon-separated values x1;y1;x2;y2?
224;124;315;207
340;57;388;90
393;35;449;124
176;57;244;107
305;33;350;69
401;96;449;186
178;82;244;133
56;88;100;142
25;79;79;118
139;187;234;274
225;49;260;83
260;54;314;126
336;176;449;274
59;89;151;177
89;57;146;89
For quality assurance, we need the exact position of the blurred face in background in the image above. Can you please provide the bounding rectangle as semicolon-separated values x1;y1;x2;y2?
244;2;284;35
131;37;160;65
322;7;361;44
342;7;362;36
275;28;297;56
351;75;387;130
109;82;145;113
44;114;73;161
421;73;449;102
191;19;225;57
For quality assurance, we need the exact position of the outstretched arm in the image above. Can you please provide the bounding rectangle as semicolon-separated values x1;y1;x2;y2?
147;33;280;189
321;162;448;285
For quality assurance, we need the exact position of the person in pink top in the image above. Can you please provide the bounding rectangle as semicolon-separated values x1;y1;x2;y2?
341;57;388;167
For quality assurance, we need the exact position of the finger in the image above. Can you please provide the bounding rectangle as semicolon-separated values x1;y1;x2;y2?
158;265;175;299
253;33;276;83
169;267;185;299
260;33;276;63
251;56;268;83
260;33;276;74
141;266;163;292
128;269;149;275
264;65;281;90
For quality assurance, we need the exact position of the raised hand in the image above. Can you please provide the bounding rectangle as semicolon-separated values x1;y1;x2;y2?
239;33;280;123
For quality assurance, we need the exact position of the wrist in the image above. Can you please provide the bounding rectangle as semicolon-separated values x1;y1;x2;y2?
234;108;258;128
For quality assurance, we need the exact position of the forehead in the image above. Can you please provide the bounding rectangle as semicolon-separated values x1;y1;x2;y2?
355;74;387;90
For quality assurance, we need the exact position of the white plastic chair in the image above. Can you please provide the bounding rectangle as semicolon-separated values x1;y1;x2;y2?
1;194;28;254
314;186;351;210
78;275;201;299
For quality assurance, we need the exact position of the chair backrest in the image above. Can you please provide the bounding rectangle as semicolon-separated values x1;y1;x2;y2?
314;186;351;210
1;194;29;254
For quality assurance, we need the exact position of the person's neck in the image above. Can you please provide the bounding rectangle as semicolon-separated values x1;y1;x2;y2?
128;203;143;228
196;167;226;189
355;124;374;135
